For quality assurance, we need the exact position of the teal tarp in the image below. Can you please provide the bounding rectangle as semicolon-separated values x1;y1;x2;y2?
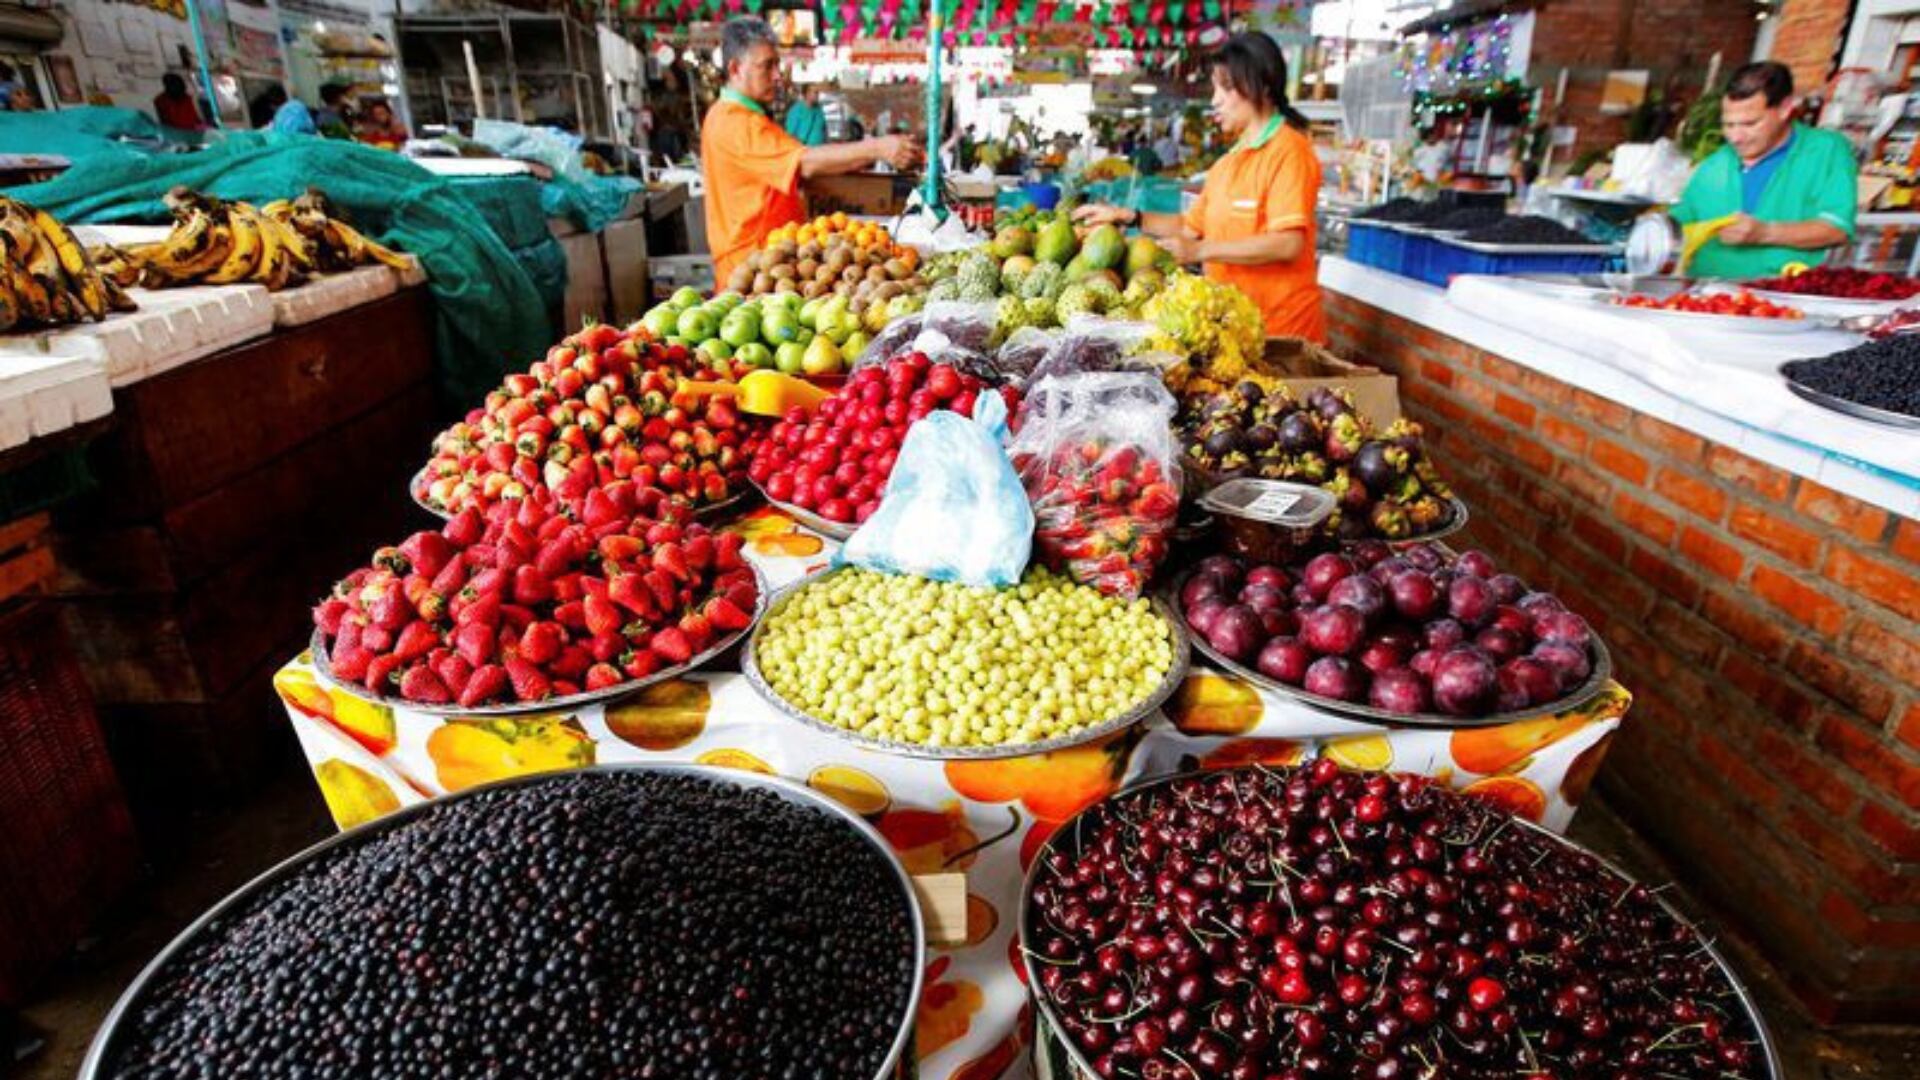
3;116;558;406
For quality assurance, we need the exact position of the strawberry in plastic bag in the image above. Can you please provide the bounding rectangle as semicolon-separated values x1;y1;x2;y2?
1011;373;1182;598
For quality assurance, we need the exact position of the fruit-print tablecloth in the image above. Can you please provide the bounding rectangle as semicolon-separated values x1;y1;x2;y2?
274;506;1630;1080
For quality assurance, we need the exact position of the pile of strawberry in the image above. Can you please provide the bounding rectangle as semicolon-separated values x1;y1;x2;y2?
416;323;759;520
1016;439;1180;599
313;483;758;707
745;353;1019;526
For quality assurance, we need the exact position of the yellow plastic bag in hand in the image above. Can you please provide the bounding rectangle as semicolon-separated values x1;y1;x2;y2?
1678;214;1740;274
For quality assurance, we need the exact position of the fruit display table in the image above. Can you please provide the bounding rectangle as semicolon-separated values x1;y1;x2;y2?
1319;254;1920;1022
274;505;1629;1080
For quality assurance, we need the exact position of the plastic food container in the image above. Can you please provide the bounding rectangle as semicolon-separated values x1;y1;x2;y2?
1196;478;1335;563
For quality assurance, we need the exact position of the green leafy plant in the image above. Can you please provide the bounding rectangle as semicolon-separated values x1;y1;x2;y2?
1678;82;1727;163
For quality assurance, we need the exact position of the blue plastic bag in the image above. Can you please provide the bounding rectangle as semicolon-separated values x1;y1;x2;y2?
837;393;1033;588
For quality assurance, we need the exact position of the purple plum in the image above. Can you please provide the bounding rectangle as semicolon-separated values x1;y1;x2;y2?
1301;604;1368;657
1475;627;1527;663
1206;605;1266;662
1304;656;1368;702
1348;539;1392;569
1245;565;1292;593
1182;573;1230;611
1448;576;1497;628
1534;610;1593;650
1240;584;1290;614
1389;571;1443;621
1368;667;1431;715
1403;544;1444;571
1408;649;1441;679
1431;647;1499;717
1455;550;1498;580
1256;637;1313;685
1301;553;1358;601
1328;575;1388;623
1185;598;1230;637
1487;573;1528;605
1531;642;1593;689
1501;657;1562;708
1357;638;1407;675
1422;618;1467;652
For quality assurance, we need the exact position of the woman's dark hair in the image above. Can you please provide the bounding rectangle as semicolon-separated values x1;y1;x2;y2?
1212;32;1308;131
1725;61;1794;107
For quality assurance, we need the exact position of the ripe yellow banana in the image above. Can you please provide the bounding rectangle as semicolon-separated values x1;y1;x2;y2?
207;203;264;285
146;206;230;279
102;274;136;312
30;207;105;320
0;259;21;331
326;219;411;271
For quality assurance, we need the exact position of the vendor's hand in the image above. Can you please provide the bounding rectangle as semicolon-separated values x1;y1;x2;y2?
1715;213;1768;247
1160;234;1205;264
1071;204;1133;227
872;135;921;170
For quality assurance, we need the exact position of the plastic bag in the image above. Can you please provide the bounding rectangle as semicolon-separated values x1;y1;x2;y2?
838;391;1033;589
1027;316;1178;386
1008;371;1182;598
854;304;1002;384
922;299;999;354
995;325;1062;387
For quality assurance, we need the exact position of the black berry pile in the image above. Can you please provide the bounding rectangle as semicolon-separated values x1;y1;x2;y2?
1355;198;1441;225
1027;764;1766;1079
106;771;917;1080
1430;207;1508;233
1783;336;1920;420
1460;215;1593;246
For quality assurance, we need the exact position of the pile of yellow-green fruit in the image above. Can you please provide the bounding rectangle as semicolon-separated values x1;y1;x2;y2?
754;567;1176;748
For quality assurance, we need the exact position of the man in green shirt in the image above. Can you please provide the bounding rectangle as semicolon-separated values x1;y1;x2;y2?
1670;61;1858;279
784;84;827;148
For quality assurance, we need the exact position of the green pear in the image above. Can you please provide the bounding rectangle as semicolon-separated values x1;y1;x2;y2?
844;330;871;359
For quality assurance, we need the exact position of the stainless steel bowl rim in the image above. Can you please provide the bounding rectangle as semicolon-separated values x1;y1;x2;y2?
410;466;750;523
80;762;926;1080
749;476;860;541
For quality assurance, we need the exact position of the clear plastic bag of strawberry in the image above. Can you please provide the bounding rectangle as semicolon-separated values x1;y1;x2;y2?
1008;371;1182;599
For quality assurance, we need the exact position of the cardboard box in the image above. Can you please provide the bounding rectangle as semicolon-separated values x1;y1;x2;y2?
804;172;912;217
1260;338;1400;431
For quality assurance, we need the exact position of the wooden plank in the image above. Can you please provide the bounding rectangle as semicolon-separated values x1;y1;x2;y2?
0;544;54;607
83;288;435;517
50;526;177;597
0;512;49;555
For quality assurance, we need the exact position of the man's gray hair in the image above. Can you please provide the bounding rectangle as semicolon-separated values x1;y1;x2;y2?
722;17;778;71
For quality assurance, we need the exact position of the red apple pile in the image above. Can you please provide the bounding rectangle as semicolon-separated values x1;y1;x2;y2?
1016;438;1181;599
417;322;757;519
314;484;758;707
1181;540;1597;717
746;352;1019;527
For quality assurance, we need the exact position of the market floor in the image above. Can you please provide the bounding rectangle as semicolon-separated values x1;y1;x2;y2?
9;778;1917;1080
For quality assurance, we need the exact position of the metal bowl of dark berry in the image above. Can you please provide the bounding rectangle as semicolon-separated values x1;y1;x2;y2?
1019;765;1781;1080
82;765;924;1080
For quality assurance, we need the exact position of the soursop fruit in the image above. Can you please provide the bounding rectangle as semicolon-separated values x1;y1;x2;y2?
1023;296;1056;326
1055;284;1099;323
1019;261;1062;300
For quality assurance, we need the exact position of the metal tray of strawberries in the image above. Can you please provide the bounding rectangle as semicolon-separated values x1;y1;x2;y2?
410;467;749;524
309;563;767;717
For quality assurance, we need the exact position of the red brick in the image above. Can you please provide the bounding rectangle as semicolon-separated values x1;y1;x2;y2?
1902;702;1920;753
1569;508;1628;564
1782;806;1913;904
1817;711;1920;810
1719;651;1816;730
1590;437;1651;486
1787;644;1896;722
1729;504;1824;569
1824;547;1920;622
1860;799;1920;861
1419;356;1454;387
1538;414;1588;457
1792;482;1890;543
1631;414;1707;464
1752;726;1860;817
1557;459;1611;508
1651;466;1728;523
1893;519;1920;565
1646;601;1723;667
1569;388;1630;431
1611;491;1677;547
1678;525;1744;582
1517;369;1572;408
1480;355;1528;386
1493;392;1536;429
1455;372;1497;413
1697;728;1781;808
1627;546;1704;609
1705;445;1794;502
1818;890;1920;949
1702;588;1790;660
1749;564;1848;637
1847;620;1920;692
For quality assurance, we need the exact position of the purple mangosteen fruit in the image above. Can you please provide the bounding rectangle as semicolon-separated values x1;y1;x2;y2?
1368;667;1431;715
1301;553;1358;602
1256;637;1314;685
1304;656;1368;702
1206;605;1266;662
1448;576;1497;628
1301;604;1368;657
1431;647;1499;717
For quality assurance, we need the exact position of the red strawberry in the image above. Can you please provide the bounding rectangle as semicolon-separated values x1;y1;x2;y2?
399;531;455;579
456;590;502;629
360;626;394;654
683;534;715;570
553;601;587;630
433;653;473;693
714;531;746;570
608;573;658;618
459;664;510;707
551;679;581;698
584;594;623;637
512;565;553;605
313;598;350;635
393;621;438;662
367;586;412;631
590;630;625;663
581;488;623;528
649;626;694;665
399;665;452;704
584;663;624;691
535;515;572;545
500;604;536;636
652;543;691;583
518;621;564;664
429;552;470;598
725;580;758;615
678;611;714;650
554;457;595;501
506;658;552;702
620;649;662;679
645;521;684;546
365;653;405;695
550;645;593;680
334;618;363;654
704;596;753;632
455;622;496;667
642;570;678;612
330;643;372;682
551;572;585;603
468;568;507;597
1131;483;1179;521
598;534;645;564
444;507;485;547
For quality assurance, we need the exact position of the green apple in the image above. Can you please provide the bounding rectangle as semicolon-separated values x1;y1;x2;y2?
669;286;703;311
798;297;824;331
664;335;686;347
709;291;743;313
697;337;733;365
801;335;844;376
676;306;717;341
764;306;800;343
720;305;761;348
793;326;815;347
774;341;806;374
641;305;677;339
735;342;773;369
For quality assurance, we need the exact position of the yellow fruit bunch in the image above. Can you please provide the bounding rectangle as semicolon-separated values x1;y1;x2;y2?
1143;270;1265;381
0;195;136;332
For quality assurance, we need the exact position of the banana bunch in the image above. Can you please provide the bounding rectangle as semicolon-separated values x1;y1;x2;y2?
0;196;136;333
90;186;410;294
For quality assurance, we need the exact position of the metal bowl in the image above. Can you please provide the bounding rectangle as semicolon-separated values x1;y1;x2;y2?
1780;362;1920;431
311;563;768;717
410;467;751;524
741;568;1192;760
1019;768;1783;1080
1170;568;1613;730
80;764;925;1080
749;477;858;541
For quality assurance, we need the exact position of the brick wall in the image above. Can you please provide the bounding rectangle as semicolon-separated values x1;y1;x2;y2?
1768;0;1852;95
1529;0;1760;162
1325;290;1920;1023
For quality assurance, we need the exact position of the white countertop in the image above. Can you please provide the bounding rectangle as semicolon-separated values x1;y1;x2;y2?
1319;256;1920;519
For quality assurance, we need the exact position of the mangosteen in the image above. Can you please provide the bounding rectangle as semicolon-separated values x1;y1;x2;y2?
1244;423;1280;452
1235;380;1265;406
1325;413;1365;464
1352;441;1406;495
1203;426;1244;458
1310;387;1356;422
1277;412;1320;453
1294;451;1330;483
1370;501;1412;539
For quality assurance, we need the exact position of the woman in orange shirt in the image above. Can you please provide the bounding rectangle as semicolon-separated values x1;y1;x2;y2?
1075;33;1325;342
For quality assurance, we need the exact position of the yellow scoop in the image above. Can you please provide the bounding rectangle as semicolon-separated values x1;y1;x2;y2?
676;370;832;417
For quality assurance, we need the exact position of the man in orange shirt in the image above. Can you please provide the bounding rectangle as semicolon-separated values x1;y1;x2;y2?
1074;33;1325;342
701;18;920;284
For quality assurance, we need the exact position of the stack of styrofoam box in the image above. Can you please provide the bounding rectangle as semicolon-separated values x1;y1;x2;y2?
0;349;112;453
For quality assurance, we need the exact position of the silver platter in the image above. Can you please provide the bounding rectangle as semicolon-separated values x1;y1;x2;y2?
1019;767;1783;1080
1596;297;1815;334
1741;286;1910;319
80;764;924;1080
1171;569;1614;730
741;568;1191;760
410;466;750;524
310;562;767;716
1780;365;1920;431
750;477;859;541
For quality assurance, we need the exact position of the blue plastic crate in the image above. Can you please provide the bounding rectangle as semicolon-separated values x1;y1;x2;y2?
1425;237;1616;284
1346;221;1390;268
1402;230;1454;286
